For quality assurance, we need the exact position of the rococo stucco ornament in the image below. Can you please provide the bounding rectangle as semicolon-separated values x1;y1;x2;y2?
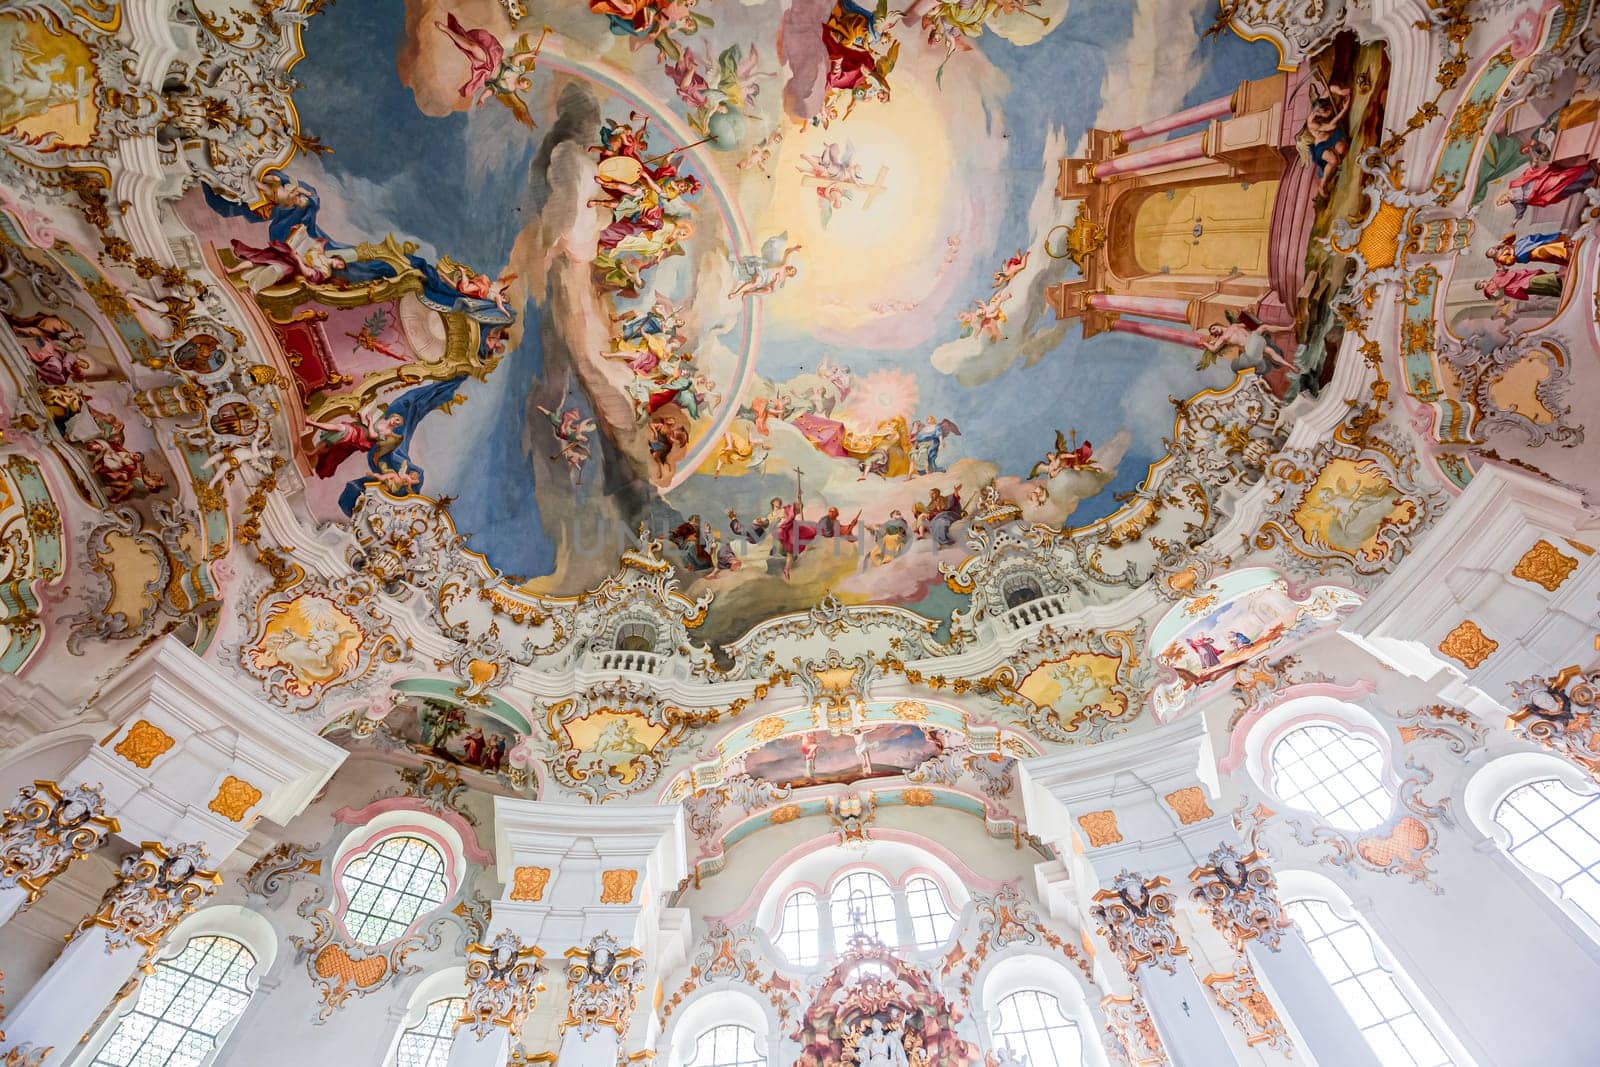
562;931;646;1040
1188;843;1290;953
1090;870;1186;976
0;778;118;908
461;929;545;1039
73;841;220;952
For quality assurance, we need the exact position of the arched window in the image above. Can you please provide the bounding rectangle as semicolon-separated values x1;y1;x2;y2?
614;621;659;652
905;875;957;949
1493;777;1600;925
1285;897;1454;1066
393;997;464;1067
1270;723;1391;831
339;834;450;945
990;989;1084;1066
685;1024;763;1067
775;888;821;965
89;935;257;1067
830;870;897;946
1002;574;1044;609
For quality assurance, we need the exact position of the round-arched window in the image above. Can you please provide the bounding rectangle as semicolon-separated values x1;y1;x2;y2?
829;870;898;946
1269;723;1391;831
685;1024;763;1067
89;935;258;1067
1494;776;1600;925
775;888;821;965
393;997;464;1067
905;875;957;949
990;989;1084;1066
339;834;450;945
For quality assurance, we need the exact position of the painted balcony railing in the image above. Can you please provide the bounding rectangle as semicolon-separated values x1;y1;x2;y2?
596;649;664;676
1003;594;1072;632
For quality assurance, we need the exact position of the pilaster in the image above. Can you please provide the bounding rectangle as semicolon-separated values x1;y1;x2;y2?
445;799;685;1067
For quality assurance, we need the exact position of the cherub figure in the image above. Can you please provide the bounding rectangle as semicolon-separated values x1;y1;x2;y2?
1294;70;1353;198
1029;429;1097;477
539;403;598;486
372;459;422;495
439;258;518;315
957;290;1010;342
991;248;1029;289
435;15;551;128
729;232;802;298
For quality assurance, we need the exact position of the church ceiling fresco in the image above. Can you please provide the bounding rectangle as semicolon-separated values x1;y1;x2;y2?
0;0;1597;816
170;0;1388;645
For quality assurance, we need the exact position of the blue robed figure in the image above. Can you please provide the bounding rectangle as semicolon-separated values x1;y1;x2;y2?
338;375;467;515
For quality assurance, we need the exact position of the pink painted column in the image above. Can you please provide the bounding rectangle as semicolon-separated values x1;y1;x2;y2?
1088;293;1193;323
1109;319;1205;348
1119;94;1235;143
1093;131;1207;180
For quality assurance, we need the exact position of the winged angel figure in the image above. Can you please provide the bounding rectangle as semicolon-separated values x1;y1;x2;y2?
729;232;803;299
666;43;771;149
436;14;551;128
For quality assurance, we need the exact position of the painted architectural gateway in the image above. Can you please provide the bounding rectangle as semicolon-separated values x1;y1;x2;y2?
1;0;1600;1064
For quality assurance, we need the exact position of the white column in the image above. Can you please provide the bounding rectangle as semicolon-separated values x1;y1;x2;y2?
1089;871;1237;1067
892;886;915;949
3;843;221;1066
0;780;119;927
1;637;344;932
445;799;686;1067
817;893;838;959
1189;842;1380;1067
1134;963;1237;1067
447;1028;513;1067
1248;931;1381;1066
0;637;344;1063
1022;720;1268;1065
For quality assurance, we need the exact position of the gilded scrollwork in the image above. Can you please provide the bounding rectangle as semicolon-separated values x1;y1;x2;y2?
1254;428;1442;580
460;930;546;1039
562;932;645;1039
74;842;221;952
1090;871;1186;976
290;880;452;1023
1507;667;1600;780
242;841;324;904
1100;993;1166;1067
0;779;118;908
1188;844;1289;954
1203;960;1292;1052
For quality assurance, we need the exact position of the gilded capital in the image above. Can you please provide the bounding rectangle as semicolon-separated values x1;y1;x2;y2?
460;930;546;1038
1189;843;1289;953
562;931;645;1040
0;780;120;909
74;841;221;952
1090;870;1186;976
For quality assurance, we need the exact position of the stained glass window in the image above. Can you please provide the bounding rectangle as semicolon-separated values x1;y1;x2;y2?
90;935;257;1067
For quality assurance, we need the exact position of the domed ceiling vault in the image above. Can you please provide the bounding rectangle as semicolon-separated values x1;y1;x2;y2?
0;0;1597;823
